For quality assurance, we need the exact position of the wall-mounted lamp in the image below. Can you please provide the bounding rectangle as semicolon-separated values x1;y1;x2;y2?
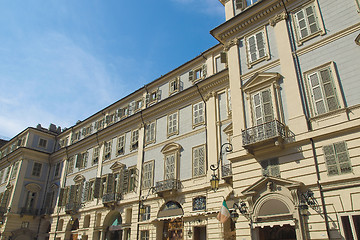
231;201;250;222
301;190;319;212
209;143;233;192
139;186;156;215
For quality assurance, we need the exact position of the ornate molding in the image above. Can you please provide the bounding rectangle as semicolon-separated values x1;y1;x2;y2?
269;12;288;27
224;38;240;51
204;91;217;101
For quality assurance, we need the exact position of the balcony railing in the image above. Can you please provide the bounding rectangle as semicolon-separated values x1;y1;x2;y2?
65;202;82;214
221;163;232;178
155;179;181;193
102;193;122;204
19;207;39;216
242;120;287;147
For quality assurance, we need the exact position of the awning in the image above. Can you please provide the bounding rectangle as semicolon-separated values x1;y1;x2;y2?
253;219;295;228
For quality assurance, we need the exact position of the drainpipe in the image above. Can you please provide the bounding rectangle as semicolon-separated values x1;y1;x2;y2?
280;1;331;238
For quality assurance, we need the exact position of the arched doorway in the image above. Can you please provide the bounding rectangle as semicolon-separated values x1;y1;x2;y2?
64;217;79;240
157;201;184;240
104;211;123;240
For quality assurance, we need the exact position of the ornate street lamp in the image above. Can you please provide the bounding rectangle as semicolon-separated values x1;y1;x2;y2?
139;186;156;215
231;201;250;222
210;143;233;191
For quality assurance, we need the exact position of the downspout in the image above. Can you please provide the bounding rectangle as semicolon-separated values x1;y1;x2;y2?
280;0;331;238
137;111;146;240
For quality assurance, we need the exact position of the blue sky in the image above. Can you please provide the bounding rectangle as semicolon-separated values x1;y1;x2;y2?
0;0;224;139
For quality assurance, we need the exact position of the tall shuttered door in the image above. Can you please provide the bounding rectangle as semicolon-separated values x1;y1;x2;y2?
93;178;102;198
252;89;274;125
165;154;175;180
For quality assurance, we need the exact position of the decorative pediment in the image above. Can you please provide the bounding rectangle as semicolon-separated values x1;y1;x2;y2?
110;161;125;171
73;174;85;183
242;176;303;196
161;143;182;154
243;72;281;93
25;183;41;193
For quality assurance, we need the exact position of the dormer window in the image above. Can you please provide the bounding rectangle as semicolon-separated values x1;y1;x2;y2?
116;135;125;156
131;129;139;151
169;77;180;95
38;138;47;148
189;64;207;83
234;0;258;13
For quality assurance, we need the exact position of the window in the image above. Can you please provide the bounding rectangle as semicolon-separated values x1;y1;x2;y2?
252;88;274;125
323;141;352;176
135;99;143;111
10;161;20;179
261;158;280;177
67;156;75;174
142;161;154;189
193;145;205;177
146;89;161;105
105;114;115;126
293;2;324;44
75;151;88;169
167;112;179;137
116;135;126;156
103;140;112;160
24;191;37;210
140;230;149;240
165;153;176;180
116;107;128;119
193;196;206;211
215;53;226;73
189;64;207;82
54;162;61;177
340;214;360;239
32;162;42;177
94;118;105;131
245;28;269;67
234;0;258;11
169;77;180;94
304;63;342;117
38;138;47;148
145;122;156;144
140;206;151;221
131;129;139;151
93;147;99;165
128;168;138;192
4;167;11;183
193;102;205;127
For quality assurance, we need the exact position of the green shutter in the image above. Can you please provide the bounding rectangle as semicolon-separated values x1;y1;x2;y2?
93;178;101;198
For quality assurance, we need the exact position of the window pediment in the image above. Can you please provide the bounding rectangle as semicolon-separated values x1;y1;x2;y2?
110;161;125;171
243;72;281;93
161;143;182;154
73;174;85;183
25;183;41;193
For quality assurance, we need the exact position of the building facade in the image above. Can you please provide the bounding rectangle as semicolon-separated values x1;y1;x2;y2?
0;0;359;239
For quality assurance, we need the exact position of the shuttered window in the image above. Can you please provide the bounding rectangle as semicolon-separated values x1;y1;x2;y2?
92;147;99;165
67;156;75;174
252;88;274;126
168;112;179;136
104;140;112;160
307;67;339;116
145;122;156;144
294;4;320;41
193;102;205;126
116;135;126;156
142;161;154;189
131;129;139;150
246;30;268;65
193;146;205;177
170;77;180;94
165;153;176;180
32;162;42;177
323;141;352;176
261;158;280;177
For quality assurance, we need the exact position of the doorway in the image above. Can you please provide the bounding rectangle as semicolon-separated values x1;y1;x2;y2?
193;226;206;240
163;218;184;240
258;224;296;240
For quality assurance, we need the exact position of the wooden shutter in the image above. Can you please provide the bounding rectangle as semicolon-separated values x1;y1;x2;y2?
58;188;65;206
68;185;76;203
188;70;194;81
122;169;129;193
323;144;338;175
308;72;326;115
82;182;90;203
156;89;162;100
220;52;227;63
334;142;352;174
106;174;114;194
235;0;245;10
165;154;175;180
256;32;265;58
0;189;10;209
145;93;150;105
261;89;273;123
295;8;308;39
202;64;207;78
128;101;136;115
93;178;102;198
253;92;263;125
319;68;338;112
247;35;257;62
305;5;319;35
75;154;81;168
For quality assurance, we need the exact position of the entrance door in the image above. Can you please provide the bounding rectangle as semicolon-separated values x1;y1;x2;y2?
194;226;206;240
258;225;296;240
163;219;183;240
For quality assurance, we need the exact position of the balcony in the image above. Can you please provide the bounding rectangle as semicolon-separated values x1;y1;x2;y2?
20;207;39;216
155;179;181;196
65;202;82;214
242;120;288;152
102;193;122;207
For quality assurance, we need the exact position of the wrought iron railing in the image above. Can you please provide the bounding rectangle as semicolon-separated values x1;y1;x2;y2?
19;207;39;216
221;163;232;178
65;202;82;214
155;179;181;193
102;193;122;204
242;120;287;146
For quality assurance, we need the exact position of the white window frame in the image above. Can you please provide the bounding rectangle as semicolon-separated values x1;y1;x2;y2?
193;102;205;128
103;140;112;160
167;111;179;137
192;145;206;178
189;64;207;83
142;161;154;189
245;27;270;68
169;77;180;95
323;141;352;176
116;134;126;156
292;1;325;45
32;162;42;177
338;212;360;239
303;62;344;118
145;121;156;145
92;147;99;165
131;129;139;151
